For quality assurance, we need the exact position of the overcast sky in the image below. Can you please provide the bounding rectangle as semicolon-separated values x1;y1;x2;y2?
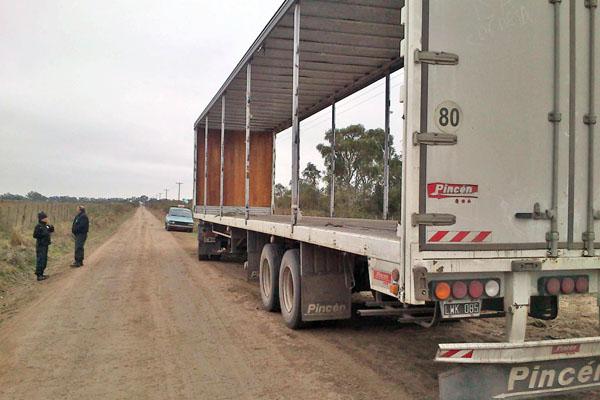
0;0;402;200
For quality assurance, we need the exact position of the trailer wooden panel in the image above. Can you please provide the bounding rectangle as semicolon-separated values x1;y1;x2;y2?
249;132;273;207
196;129;273;208
206;130;221;206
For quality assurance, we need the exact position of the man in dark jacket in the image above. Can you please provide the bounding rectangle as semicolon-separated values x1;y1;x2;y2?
71;205;89;267
33;211;54;281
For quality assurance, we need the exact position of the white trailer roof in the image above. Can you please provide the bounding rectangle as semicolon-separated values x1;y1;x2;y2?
194;0;404;133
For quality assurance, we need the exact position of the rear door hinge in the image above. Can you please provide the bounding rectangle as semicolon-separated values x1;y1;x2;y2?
584;114;597;125
412;213;456;227
415;50;459;65
413;132;458;146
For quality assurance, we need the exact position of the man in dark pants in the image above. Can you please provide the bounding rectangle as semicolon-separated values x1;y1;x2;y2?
71;205;89;267
33;212;54;281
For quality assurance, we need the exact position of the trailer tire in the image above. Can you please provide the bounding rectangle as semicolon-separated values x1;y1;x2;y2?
259;244;282;311
279;249;303;329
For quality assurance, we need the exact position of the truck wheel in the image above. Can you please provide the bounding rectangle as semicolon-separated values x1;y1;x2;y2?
259;244;282;311
279;249;303;329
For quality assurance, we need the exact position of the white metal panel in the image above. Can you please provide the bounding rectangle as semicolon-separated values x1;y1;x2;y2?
424;1;569;247
402;0;423;303
437;337;600;364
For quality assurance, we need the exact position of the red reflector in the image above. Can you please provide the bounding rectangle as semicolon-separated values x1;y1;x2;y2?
452;281;467;299
468;280;484;299
575;277;589;293
546;278;561;295
561;277;575;294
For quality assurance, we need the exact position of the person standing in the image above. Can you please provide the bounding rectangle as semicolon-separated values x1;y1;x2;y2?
71;205;89;267
32;212;54;281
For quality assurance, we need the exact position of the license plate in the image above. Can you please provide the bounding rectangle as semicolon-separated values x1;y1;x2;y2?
441;300;481;318
203;237;216;243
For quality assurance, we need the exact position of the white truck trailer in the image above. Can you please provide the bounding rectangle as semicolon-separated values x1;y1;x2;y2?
192;1;599;398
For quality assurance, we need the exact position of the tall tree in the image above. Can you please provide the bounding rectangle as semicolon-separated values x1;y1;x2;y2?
301;162;322;187
316;124;402;218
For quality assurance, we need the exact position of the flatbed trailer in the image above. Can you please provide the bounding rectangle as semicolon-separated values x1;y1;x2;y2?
192;1;600;398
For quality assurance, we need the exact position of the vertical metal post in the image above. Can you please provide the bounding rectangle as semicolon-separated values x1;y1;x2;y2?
504;272;531;343
220;95;225;217
567;0;576;248
584;0;597;256
203;117;208;214
271;131;276;215
290;2;301;227
245;63;252;222
547;0;562;257
383;71;391;220
193;128;197;212
329;102;336;218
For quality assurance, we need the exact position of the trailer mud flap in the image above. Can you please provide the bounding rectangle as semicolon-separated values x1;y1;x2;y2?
436;338;600;399
300;243;353;322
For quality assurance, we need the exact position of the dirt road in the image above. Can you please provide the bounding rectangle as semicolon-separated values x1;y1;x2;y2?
0;207;598;399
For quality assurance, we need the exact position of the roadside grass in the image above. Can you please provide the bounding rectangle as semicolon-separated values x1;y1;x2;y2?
0;201;136;294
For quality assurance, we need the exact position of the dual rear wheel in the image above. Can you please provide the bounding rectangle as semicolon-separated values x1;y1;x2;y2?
259;245;303;329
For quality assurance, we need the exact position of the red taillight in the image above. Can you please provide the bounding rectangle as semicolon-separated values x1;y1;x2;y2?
546;278;561;295
434;282;451;300
452;281;467;299
468;280;484;299
576;277;589;293
561;277;575;294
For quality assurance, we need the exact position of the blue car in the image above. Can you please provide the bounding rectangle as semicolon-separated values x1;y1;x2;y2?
164;207;194;232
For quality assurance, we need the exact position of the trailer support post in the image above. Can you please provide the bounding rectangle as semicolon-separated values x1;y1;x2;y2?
584;0;597;256
290;2;301;227
547;0;562;257
220;95;225;217
245;63;252;223
204;117;209;214
383;71;391;220
329;102;336;218
504;272;530;343
193;128;197;212
271;131;276;215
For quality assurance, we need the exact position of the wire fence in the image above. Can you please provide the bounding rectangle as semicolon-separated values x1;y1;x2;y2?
0;201;133;234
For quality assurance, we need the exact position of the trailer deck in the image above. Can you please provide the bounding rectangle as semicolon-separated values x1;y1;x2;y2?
196;213;400;263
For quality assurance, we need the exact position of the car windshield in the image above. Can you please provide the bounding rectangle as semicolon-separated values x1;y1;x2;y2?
169;208;192;218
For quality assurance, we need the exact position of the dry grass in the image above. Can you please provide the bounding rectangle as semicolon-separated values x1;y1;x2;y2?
0;201;136;292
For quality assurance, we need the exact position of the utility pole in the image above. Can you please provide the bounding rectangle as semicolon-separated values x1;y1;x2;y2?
164;188;168;200
175;182;183;201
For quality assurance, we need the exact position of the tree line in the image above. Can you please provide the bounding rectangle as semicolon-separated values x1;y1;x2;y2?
275;124;402;220
0;191;151;204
